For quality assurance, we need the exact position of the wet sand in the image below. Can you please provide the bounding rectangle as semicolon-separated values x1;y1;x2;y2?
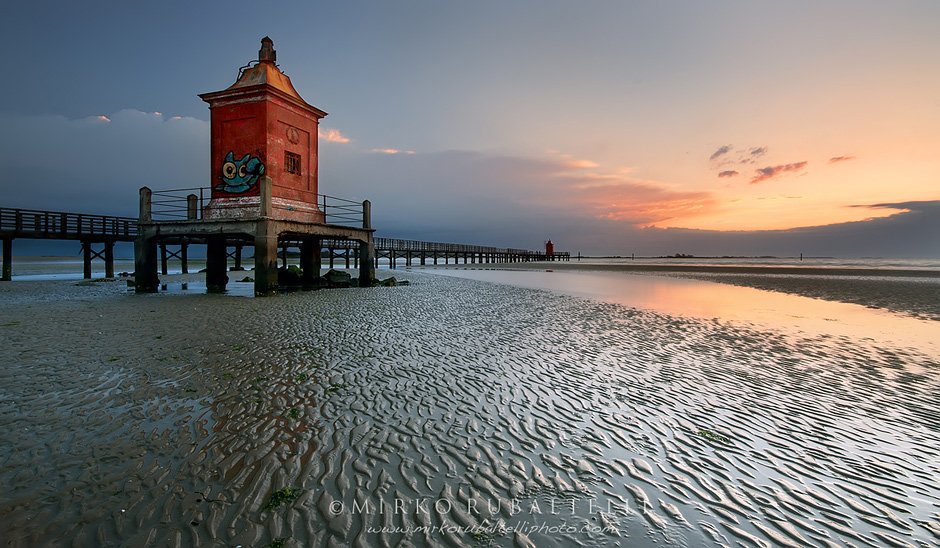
1;273;939;546
486;262;940;321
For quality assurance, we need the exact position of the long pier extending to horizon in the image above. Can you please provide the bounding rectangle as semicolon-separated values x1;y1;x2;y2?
0;205;569;281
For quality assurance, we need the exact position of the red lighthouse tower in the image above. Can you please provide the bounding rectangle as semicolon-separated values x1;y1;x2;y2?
135;37;376;296
198;37;326;221
545;239;555;260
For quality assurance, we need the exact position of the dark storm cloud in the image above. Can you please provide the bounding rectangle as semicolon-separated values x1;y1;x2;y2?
0;110;209;216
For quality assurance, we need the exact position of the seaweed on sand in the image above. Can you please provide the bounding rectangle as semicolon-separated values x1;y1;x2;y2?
262;487;301;512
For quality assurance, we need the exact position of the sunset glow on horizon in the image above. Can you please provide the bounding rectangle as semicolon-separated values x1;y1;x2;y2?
3;0;939;255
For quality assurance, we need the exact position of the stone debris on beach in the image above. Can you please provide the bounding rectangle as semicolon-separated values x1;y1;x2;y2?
0;272;938;547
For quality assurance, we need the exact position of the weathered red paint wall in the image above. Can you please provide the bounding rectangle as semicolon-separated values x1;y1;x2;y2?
265;96;319;203
207;94;320;203
208;100;266;198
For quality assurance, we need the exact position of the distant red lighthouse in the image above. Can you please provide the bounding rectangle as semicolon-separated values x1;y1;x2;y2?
198;37;326;221
545;239;555;260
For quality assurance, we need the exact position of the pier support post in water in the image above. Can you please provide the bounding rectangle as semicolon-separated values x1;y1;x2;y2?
104;240;114;278
359;239;375;286
81;240;92;279
359;200;375;287
160;243;169;275
233;243;242;271
1;237;11;281
134;235;159;293
300;239;320;286
205;236;229;292
254;221;278;296
180;240;189;274
135;186;159;293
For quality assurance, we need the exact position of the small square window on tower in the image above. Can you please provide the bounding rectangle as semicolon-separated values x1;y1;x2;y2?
285;151;301;174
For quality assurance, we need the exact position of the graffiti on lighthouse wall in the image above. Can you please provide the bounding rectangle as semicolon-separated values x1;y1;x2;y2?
216;151;265;194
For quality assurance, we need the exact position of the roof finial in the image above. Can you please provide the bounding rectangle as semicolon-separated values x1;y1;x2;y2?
259;36;276;63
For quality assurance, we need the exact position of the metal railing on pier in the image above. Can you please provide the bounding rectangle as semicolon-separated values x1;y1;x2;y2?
150;188;207;220
147;186;365;226
316;194;363;226
0;207;137;241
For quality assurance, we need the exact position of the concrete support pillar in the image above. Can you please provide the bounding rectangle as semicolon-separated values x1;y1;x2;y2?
234;243;242;270
329;248;335;269
104;240;114;278
160;243;169;275
1;237;12;281
139;187;152;222
260;176;273;217
187;194;199;220
254;221;278;296
359;238;376;287
420;254;426;266
433;254;438;265
354;248;359;268
181;240;189;274
134;232;159;292
345;246;351;269
281;243;289;269
206;236;229;292
300;239;320;287
82;241;92;279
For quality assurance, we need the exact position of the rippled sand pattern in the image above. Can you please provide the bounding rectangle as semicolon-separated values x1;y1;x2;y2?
1;274;939;546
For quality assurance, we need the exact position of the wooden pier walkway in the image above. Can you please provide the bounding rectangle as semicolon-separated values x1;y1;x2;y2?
1;202;569;282
0;207;137;280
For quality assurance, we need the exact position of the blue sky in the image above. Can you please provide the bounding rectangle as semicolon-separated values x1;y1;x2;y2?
2;1;939;256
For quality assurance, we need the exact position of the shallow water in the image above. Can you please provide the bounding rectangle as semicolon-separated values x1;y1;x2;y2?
431;268;940;356
1;273;938;546
570;256;940;271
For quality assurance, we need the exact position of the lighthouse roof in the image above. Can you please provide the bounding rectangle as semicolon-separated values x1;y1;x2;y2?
199;37;326;118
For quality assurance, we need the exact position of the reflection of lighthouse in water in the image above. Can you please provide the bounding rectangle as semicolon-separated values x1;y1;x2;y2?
545;239;555;261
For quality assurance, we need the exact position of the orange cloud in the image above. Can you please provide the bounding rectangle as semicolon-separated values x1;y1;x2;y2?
577;182;716;225
565;159;599;169
546;169;715;226
547;150;600;171
750;161;808;184
371;148;415;155
95;115;111;123
318;127;351;143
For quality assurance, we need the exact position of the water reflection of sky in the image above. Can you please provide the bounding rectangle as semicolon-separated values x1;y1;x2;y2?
432;268;940;356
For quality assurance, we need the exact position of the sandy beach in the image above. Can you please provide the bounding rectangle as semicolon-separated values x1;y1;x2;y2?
1;271;939;547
